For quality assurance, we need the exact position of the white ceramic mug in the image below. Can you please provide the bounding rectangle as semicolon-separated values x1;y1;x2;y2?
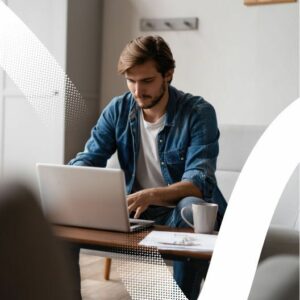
181;203;218;234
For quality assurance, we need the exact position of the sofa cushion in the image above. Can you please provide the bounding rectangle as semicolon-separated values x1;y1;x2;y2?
215;170;239;202
218;124;265;171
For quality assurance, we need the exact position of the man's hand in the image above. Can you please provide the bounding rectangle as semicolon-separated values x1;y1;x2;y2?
127;182;202;219
127;189;155;219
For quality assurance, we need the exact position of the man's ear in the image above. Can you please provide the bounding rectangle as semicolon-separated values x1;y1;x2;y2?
164;68;174;82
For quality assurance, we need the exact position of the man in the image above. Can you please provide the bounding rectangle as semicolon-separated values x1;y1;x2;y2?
69;35;227;300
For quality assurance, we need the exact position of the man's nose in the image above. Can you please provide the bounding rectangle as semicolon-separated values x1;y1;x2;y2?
134;83;143;98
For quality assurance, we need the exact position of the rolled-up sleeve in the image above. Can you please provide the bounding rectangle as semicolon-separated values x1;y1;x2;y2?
181;103;219;200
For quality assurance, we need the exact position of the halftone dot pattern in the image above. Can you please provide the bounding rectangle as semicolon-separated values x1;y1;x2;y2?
0;2;188;299
0;2;86;130
112;229;188;300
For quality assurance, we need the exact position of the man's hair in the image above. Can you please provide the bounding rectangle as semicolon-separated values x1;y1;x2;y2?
117;35;176;78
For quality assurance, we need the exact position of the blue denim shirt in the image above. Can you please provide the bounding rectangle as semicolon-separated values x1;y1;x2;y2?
69;86;227;221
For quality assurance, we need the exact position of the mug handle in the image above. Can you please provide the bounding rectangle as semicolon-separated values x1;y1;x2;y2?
181;207;194;228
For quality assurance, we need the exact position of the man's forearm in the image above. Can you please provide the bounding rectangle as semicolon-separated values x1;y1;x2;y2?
148;181;203;206
127;181;203;218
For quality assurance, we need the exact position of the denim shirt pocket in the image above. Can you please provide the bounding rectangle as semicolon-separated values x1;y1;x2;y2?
164;148;186;181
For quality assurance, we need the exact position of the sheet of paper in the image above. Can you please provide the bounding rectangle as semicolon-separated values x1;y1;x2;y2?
139;231;217;252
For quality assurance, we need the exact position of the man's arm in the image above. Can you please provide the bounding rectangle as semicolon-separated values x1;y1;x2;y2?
127;181;203;219
68;103;117;166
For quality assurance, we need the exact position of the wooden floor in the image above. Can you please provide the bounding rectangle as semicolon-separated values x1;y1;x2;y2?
80;253;131;300
80;252;175;299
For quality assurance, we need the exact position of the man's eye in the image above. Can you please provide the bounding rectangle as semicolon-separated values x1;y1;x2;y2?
127;79;134;83
143;79;153;83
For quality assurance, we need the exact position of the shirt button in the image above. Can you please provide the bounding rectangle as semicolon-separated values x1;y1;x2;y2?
159;139;163;143
180;157;184;161
161;161;165;165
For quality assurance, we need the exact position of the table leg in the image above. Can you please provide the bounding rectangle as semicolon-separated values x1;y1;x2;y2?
104;258;112;280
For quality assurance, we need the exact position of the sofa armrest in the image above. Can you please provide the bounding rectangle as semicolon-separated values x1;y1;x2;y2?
259;226;299;262
249;255;299;300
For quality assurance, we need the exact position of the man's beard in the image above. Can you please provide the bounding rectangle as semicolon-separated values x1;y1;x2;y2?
136;83;166;110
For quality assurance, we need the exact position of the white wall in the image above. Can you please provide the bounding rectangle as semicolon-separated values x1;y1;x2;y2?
0;0;68;189
298;1;300;231
100;0;298;126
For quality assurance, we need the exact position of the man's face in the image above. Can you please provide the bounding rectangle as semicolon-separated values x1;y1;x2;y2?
125;60;172;110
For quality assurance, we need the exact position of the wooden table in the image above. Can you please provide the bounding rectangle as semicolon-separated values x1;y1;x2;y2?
53;225;213;261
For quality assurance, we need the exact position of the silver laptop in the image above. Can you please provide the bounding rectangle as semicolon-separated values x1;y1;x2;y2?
36;163;154;232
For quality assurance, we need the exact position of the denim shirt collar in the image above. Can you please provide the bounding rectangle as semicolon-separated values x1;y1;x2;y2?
165;85;179;127
128;99;138;122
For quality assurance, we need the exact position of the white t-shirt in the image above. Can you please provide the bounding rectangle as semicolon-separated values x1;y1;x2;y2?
135;112;167;190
